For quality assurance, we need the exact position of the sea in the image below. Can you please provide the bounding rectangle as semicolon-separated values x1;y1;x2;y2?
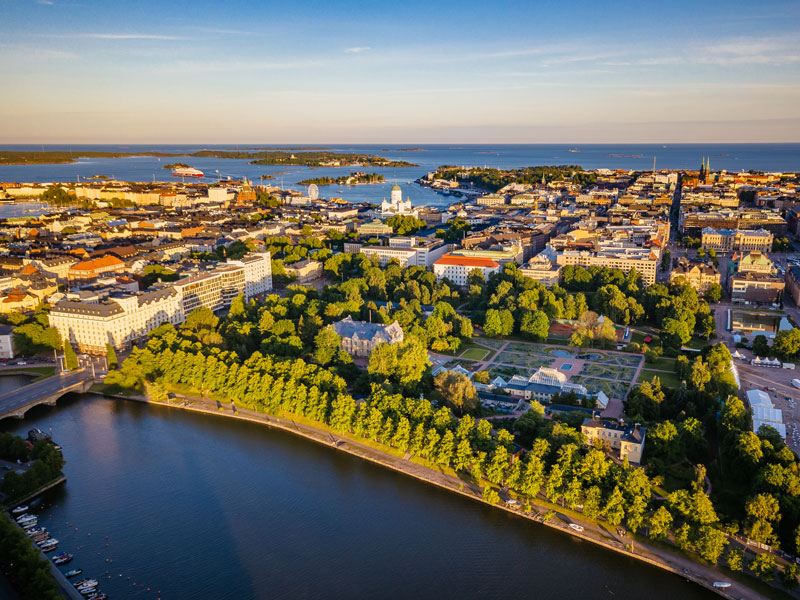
0;143;798;211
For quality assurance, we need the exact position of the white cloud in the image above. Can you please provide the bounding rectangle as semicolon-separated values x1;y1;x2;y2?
36;0;55;5
345;46;370;54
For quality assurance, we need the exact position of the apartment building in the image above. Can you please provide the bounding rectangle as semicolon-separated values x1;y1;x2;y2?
432;254;501;287
701;228;773;254
669;258;720;293
68;255;126;282
729;272;785;304
520;254;562;286
554;246;659;285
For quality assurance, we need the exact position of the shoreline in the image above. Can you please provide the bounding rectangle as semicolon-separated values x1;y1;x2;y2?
100;391;757;600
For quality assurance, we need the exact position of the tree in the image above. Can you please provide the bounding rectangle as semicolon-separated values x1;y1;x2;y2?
726;548;744;571
704;283;722;303
773;329;800;359
649;506;673;540
313;327;341;365
694;526;728;564
484;309;513;337
434;370;477;414
63;339;78;370
749;553;776;581
661;249;671;272
482;486;500;505
752;334;770;358
662;318;691;348
519;310;550;341
106;343;118;370
745;493;780;545
783;563;799;589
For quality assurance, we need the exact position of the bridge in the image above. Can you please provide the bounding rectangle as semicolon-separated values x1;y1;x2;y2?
0;370;95;420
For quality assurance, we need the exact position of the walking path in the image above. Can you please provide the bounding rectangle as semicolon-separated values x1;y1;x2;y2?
105;391;782;600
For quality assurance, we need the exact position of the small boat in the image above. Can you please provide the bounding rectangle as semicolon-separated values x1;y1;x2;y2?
76;579;98;589
88;594;108;600
37;536;57;545
65;569;83;578
32;533;50;543
25;527;46;536
40;542;59;553
74;579;89;587
569;523;585;532
12;505;29;514
53;553;73;565
16;514;36;522
79;587;98;596
713;582;731;588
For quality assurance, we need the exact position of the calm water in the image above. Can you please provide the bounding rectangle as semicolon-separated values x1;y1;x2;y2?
2;395;714;600
0;143;798;209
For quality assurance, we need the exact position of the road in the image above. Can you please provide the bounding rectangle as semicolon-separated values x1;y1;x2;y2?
0;370;92;420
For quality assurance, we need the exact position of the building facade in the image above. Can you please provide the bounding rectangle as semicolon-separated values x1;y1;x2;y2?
669;258;720;293
432;254;501;287
581;418;646;464
332;316;404;357
701;228;773;253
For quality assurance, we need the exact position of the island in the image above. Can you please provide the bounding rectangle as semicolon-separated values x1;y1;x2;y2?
163;162;190;169
297;172;386;186
0;149;417;168
419;164;597;191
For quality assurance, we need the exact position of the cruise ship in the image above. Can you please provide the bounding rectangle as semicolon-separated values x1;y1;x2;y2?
171;167;204;178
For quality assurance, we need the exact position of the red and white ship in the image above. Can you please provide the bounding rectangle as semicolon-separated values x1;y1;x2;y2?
171;167;204;178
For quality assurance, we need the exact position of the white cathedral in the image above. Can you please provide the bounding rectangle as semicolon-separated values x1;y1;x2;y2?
380;184;418;218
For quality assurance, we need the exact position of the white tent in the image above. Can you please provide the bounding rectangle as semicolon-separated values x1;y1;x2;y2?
747;389;774;409
733;350;744;359
753;419;787;438
752;405;783;424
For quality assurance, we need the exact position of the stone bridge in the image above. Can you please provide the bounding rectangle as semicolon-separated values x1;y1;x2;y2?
0;370;95;420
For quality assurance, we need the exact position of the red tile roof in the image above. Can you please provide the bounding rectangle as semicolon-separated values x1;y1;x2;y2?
434;254;500;268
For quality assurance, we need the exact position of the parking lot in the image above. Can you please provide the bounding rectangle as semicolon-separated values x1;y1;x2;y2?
736;357;800;449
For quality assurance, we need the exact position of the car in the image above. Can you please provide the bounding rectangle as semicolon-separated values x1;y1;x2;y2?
17;361;27;365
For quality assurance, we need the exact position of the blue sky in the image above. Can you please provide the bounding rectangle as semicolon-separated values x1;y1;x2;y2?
1;0;799;142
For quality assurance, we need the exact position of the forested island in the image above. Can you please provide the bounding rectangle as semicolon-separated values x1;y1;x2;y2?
163;162;189;169
423;165;598;191
0;150;417;168
298;172;386;186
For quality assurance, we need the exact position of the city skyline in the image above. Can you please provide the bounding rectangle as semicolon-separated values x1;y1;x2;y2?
1;0;799;142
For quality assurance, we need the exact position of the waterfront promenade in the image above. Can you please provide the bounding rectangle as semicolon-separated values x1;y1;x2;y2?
109;391;776;600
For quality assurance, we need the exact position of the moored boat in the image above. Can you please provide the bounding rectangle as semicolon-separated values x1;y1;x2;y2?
569;523;584;532
65;569;83;578
76;579;98;589
16;514;36;522
53;553;73;565
25;527;46;536
11;504;29;514
79;587;98;596
87;593;107;600
713;582;731;588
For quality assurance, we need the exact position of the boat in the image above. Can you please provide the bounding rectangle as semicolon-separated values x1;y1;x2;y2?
713;582;731;588
88;594;108;600
568;148;580;153
16;513;36;522
38;537;58;547
53;553;73;565
25;527;46;536
65;569;83;578
171;166;204;178
40;542;59;552
17;516;37;526
78;582;98;591
569;523;584;532
12;505;29;514
792;379;800;389
79;587;98;596
32;533;50;543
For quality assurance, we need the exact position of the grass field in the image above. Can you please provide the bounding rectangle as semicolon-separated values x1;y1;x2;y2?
459;347;490;361
637;369;682;390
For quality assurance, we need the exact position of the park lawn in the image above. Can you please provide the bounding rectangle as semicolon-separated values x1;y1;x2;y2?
685;337;711;351
459;347;490;361
637;369;681;390
644;356;677;372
